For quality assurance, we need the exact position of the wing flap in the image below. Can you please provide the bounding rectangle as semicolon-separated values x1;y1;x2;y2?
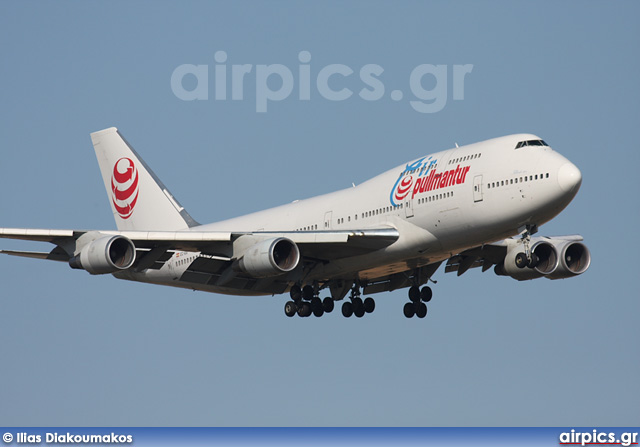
445;244;507;275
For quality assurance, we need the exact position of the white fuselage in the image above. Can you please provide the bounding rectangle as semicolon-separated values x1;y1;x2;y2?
126;133;582;294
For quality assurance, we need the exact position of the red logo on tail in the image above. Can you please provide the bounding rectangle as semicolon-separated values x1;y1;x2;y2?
111;157;139;219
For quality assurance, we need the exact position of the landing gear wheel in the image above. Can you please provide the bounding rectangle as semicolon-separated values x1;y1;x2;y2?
354;302;365;318
408;285;420;302
302;285;314;300
352;297;363;308
515;252;528;269
290;285;301;300
420;286;432;302
342;301;353;318
527;253;539;268
284;301;297;317
403;302;415;318
297;302;311;317
312;305;324;317
311;297;322;309
416;302;427;318
322;297;334;313
364;297;375;313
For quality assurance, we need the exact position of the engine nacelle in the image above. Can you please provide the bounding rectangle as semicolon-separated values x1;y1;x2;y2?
495;240;559;281
69;235;136;275
238;237;300;278
547;241;591;279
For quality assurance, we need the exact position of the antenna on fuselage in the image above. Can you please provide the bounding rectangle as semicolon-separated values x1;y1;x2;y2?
455;142;459;148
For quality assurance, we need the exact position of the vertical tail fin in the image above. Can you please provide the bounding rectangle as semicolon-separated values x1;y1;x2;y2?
91;127;199;231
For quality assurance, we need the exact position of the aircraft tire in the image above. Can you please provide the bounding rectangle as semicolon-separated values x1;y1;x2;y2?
403;302;415;318
409;286;420;302
364;297;375;313
342;301;353;318
284;301;297;317
527;253;539;268
313;305;324;318
420;286;432;302
302;285;314;300
416;302;427;318
354;303;365;318
515;252;528;269
297;303;311;317
322;297;334;313
290;285;302;300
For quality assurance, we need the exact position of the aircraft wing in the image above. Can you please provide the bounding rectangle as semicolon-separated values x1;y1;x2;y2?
0;227;399;265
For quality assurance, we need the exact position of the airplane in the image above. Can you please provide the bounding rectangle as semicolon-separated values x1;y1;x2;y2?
0;128;590;319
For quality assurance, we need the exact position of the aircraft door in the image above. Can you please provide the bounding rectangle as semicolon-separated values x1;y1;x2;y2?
324;211;333;229
404;199;414;218
473;175;483;202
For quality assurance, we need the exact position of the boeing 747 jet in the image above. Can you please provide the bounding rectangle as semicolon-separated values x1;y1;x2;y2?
0;128;589;318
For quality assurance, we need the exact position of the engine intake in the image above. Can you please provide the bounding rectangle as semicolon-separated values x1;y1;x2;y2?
547;241;591;279
239;237;300;278
69;235;136;275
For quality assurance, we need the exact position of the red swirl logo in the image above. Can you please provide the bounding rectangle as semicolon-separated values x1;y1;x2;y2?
394;175;414;202
111;157;139;219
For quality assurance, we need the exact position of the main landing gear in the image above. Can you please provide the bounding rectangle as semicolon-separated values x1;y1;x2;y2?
284;284;335;318
403;285;432;319
341;286;375;318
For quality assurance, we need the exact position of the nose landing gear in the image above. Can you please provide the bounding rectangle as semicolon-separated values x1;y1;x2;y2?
515;225;540;269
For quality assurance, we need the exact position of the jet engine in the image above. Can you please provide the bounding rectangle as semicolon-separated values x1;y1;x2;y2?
239;237;300;278
495;240;559;280
495;237;590;281
69;235;136;275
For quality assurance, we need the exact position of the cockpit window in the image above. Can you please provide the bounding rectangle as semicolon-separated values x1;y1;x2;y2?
515;139;548;149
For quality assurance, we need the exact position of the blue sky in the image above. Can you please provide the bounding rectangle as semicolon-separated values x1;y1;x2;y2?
0;1;638;426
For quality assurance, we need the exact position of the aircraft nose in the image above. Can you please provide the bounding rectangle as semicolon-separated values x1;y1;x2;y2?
557;162;582;193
